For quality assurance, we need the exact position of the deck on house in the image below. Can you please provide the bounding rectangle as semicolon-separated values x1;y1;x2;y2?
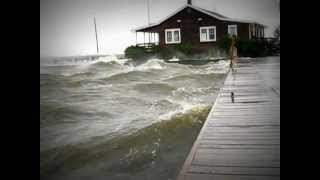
178;57;280;180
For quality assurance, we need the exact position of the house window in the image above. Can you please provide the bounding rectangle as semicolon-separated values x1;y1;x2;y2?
165;28;181;44
199;26;216;42
228;25;237;37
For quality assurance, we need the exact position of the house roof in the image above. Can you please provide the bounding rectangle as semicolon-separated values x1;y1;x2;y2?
133;4;266;32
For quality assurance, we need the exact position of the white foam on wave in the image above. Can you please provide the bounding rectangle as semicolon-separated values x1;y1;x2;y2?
208;60;229;74
58;55;130;76
167;57;180;62
100;58;165;79
187;60;229;75
157;97;205;121
41;55;129;68
134;59;164;71
91;55;129;66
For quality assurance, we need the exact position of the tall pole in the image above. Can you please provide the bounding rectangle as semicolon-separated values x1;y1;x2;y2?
147;0;151;45
94;16;99;54
147;0;150;25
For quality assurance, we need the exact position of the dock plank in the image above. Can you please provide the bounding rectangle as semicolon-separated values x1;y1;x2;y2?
184;173;280;180
177;58;280;180
188;165;280;176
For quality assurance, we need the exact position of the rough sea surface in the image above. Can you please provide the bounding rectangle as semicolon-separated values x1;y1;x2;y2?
40;56;229;180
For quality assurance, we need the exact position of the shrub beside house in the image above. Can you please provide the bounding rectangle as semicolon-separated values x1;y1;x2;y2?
125;36;279;60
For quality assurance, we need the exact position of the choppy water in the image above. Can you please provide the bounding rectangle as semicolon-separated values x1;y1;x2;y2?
40;55;229;180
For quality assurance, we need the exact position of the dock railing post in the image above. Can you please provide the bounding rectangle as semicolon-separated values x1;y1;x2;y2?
231;92;235;103
229;36;235;69
230;36;236;103
229;35;238;73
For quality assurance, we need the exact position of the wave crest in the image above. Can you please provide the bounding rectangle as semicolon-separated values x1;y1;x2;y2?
40;105;211;177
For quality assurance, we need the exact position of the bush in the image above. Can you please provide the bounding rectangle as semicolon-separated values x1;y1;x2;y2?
149;45;161;54
217;35;233;53
236;39;267;57
175;43;193;55
125;45;178;60
124;46;149;60
157;46;176;59
218;35;269;57
264;39;280;55
208;47;226;58
156;43;193;60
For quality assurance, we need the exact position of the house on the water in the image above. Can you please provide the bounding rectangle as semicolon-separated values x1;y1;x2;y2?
134;0;266;52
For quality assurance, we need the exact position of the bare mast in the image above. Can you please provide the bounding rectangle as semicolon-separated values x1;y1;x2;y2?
94;16;99;54
147;0;151;44
147;0;150;25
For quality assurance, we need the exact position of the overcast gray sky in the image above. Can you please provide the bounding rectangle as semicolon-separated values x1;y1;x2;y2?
40;0;280;57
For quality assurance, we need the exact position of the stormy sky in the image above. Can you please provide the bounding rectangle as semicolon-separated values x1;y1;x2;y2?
40;0;280;57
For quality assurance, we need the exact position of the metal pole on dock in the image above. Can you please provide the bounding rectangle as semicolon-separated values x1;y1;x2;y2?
94;16;99;54
229;36;238;73
229;36;235;69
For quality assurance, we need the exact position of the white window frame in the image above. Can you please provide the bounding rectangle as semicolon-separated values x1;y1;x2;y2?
165;28;181;44
199;26;216;42
228;25;238;37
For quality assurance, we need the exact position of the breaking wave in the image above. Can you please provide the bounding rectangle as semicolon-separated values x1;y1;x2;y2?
40;55;228;180
40;105;211;180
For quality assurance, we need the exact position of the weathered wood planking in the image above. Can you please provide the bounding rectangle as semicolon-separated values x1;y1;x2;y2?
184;173;280;180
188;165;280;176
178;59;280;180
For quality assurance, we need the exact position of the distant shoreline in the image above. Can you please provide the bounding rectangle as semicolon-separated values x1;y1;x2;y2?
40;54;124;59
40;54;125;61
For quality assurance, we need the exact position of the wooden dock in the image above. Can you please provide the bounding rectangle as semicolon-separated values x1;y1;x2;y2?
178;58;280;180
